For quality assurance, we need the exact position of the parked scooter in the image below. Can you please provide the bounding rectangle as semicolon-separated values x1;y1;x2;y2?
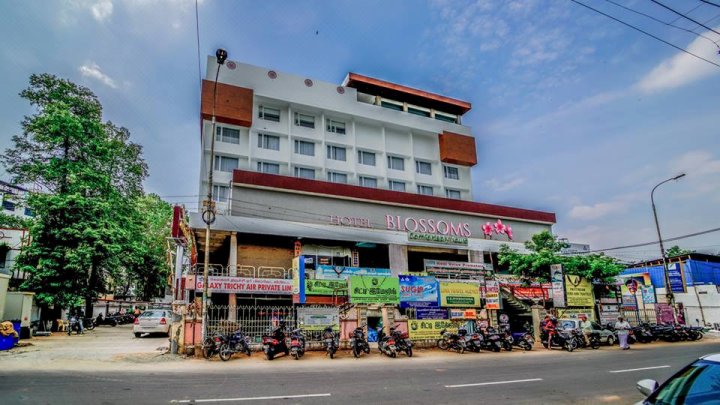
458;328;484;352
437;328;465;353
67;315;83;335
632;323;655;344
377;327;398;358
511;324;535;351
262;324;289;360
573;329;600;349
219;328;252;361
390;324;413;357
323;326;339;359
289;328;306;360
350;324;371;358
540;328;576;352
479;327;503;352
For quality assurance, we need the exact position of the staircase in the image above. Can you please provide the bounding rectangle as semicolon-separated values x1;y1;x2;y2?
501;287;532;316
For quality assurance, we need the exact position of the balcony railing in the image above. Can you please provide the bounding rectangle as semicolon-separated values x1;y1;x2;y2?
187;264;293;280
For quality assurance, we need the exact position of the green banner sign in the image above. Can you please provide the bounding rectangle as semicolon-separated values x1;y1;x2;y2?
408;232;468;246
349;275;399;304
305;279;348;296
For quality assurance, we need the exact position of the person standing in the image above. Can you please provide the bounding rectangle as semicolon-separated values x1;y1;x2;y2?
615;316;631;350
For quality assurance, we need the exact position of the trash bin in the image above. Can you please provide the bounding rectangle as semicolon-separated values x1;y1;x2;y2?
0;335;14;351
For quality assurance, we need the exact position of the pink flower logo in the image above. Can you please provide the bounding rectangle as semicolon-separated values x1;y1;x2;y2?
493;219;506;235
482;222;493;238
506;225;513;240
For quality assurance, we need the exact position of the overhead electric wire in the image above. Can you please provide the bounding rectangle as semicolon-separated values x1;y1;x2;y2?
700;0;720;10
603;0;719;48
194;0;202;86
668;4;702;24
569;0;720;69
572;226;720;254
650;0;720;36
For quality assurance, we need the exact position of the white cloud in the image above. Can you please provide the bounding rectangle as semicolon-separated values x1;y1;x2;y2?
635;28;720;93
568;192;644;220
91;0;113;22
79;63;118;89
671;150;720;177
485;176;526;192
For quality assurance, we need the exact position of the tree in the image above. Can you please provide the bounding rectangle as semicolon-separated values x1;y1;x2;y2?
1;74;165;312
0;212;33;229
666;245;694;257
498;230;624;283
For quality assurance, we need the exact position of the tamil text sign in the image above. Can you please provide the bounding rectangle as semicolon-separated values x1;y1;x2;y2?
348;275;399;304
315;265;392;280
439;281;481;307
305;279;347;296
408;319;463;340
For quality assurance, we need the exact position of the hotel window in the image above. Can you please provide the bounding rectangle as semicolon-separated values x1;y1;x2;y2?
294;167;315;179
407;106;431;117
445;189;461;199
326;119;346;134
327;145;346;161
215;126;240;144
256;161;280;174
380;100;403;111
357;150;376;166
2;200;15;212
416;160;432;175
435;111;457;123
387;156;404;171
444;165;459;180
213;155;239;172
294;112;315;129
417;185;433;196
258;106;280;122
359;176;377;188
327;171;347;184
294;140;315;156
389;180;406;192
212;185;229;203
258;133;280;151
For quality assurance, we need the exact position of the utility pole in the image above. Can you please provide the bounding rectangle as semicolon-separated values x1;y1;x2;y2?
201;48;228;343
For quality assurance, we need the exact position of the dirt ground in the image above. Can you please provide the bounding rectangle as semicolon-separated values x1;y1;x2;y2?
2;324;718;373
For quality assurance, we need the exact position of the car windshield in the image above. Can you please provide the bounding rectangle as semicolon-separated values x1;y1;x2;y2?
140;311;166;318
560;321;576;329
647;360;720;405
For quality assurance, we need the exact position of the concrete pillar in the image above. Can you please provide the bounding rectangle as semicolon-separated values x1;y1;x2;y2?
228;232;238;321
531;305;545;342
0;273;10;320
388;244;408;276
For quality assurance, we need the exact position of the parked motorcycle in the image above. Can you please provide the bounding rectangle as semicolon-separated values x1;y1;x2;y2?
289;328;306;360
96;313;119;327
67;315;83;335
685;325;704;341
480;327;503;352
540;328;576;352
219;328;252;361
458;328;484;352
323;326;339;359
202;332;225;359
262;325;289;360
632;323;655;344
349;324;371;358
377;327;398;358
573;329;600;349
390;324;413;357
437;328;465;354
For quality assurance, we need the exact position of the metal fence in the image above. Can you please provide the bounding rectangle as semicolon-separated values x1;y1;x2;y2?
205;304;336;343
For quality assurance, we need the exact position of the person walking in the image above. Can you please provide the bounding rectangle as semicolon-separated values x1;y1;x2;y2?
615;316;631;350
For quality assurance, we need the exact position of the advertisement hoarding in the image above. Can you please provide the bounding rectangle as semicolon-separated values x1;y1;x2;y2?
348;275;399;304
305;279;347;296
188;276;293;295
564;275;594;307
416;307;448;319
484;280;501;310
550;264;565;307
407;319;464;340
667;263;686;293
439;281;481;307
297;307;340;331
315;265;392;280
399;275;439;308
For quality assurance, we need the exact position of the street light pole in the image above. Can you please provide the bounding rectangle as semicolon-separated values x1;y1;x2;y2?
201;48;228;343
651;173;685;324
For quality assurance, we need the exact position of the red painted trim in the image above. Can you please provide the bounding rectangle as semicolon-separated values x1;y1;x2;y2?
232;170;556;224
344;73;471;115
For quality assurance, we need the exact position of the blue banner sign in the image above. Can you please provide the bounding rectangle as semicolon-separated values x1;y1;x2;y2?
416;307;448;319
399;275;439;308
667;263;685;293
315;265;392;280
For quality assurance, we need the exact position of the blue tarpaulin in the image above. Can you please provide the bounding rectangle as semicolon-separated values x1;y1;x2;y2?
622;260;720;288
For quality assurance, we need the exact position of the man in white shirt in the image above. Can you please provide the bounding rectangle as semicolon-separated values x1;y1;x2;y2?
579;315;593;346
615;316;632;350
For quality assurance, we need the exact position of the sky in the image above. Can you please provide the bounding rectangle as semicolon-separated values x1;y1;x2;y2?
0;0;718;262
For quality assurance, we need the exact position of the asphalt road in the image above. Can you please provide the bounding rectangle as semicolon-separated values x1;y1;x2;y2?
2;340;719;405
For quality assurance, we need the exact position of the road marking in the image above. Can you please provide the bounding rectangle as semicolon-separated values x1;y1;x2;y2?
445;378;543;388
609;365;670;373
170;393;331;403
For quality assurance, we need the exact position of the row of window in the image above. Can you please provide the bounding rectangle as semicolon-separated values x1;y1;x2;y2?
210;179;461;202
257;106;347;134
1;199;32;216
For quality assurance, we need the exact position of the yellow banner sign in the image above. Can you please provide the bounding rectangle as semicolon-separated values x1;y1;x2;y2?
564;275;594;307
440;282;481;307
408;319;464;340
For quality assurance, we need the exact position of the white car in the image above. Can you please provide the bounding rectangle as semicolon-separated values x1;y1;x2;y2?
133;310;171;338
559;319;616;345
636;353;720;404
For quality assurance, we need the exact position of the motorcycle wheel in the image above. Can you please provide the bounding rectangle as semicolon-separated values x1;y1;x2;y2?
525;342;533;351
437;339;449;350
390;351;397;358
266;351;274;361
202;338;215;359
407;348;413;357
293;352;299;360
219;344;232;361
566;341;575;352
591;340;600;349
86;323;95;331
111;320;117;327
329;350;334;359
504;342;513;352
364;346;370;354
607;336;615;346
134;332;141;338
353;346;360;358
695;332;703;341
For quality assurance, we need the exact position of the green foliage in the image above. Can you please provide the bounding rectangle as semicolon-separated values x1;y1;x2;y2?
498;230;624;283
0;211;33;229
1;74;168;309
666;245;694;257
